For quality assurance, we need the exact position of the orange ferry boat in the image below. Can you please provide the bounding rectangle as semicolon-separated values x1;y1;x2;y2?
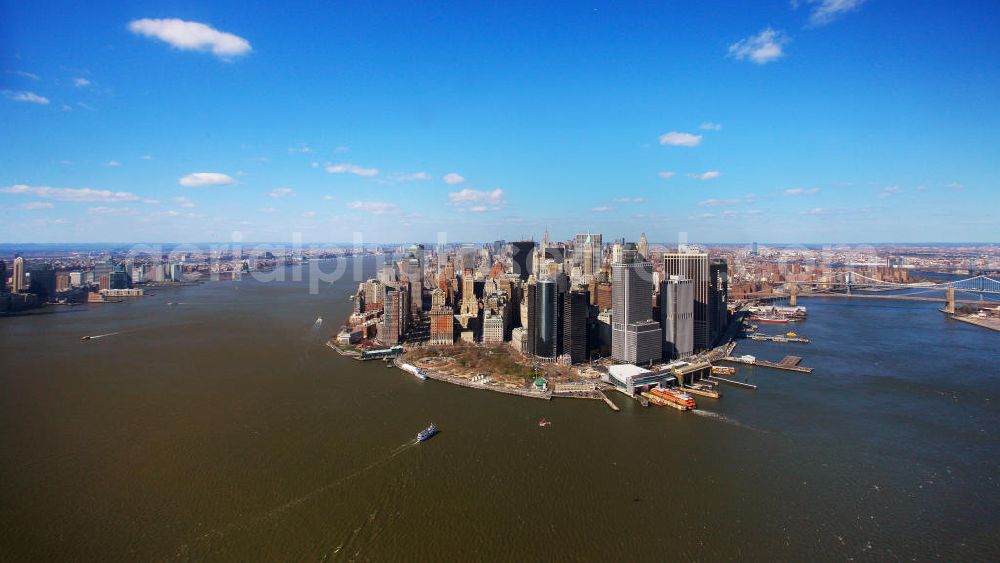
650;387;697;410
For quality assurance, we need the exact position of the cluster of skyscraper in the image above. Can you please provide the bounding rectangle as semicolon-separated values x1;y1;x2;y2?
344;233;729;369
0;255;191;312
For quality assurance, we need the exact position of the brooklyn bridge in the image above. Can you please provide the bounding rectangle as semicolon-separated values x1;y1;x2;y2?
750;273;1000;309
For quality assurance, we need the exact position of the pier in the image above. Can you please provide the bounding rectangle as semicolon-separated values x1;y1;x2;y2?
598;391;620;411
682;385;721;399
722;355;814;374
706;375;758;390
749;333;809;344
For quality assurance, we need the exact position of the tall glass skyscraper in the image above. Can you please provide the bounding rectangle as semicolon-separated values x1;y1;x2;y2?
611;243;661;365
663;252;709;351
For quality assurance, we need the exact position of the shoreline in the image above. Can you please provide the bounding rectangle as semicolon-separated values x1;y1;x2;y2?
392;357;553;400
950;314;1000;332
325;338;554;400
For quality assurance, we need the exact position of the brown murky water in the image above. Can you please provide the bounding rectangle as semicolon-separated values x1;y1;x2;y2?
1;258;998;560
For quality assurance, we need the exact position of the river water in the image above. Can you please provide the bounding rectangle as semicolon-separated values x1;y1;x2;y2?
1;258;997;561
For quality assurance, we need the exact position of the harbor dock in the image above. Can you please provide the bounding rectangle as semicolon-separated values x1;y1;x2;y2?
707;375;758;390
749;333;810;344
682;385;721;399
722;355;814;374
598;391;621;411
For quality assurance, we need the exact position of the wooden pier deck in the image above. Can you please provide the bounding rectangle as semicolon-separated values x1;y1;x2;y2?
722;356;814;374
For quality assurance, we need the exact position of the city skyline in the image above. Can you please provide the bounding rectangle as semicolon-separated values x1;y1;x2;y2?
3;1;999;244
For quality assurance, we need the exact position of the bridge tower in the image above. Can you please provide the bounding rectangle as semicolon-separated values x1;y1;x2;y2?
789;283;798;307
944;286;955;314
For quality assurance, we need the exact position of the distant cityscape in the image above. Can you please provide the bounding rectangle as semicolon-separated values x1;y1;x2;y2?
5;236;999;402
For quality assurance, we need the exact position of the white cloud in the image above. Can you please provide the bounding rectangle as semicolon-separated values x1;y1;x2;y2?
688;212;718;220
325;162;379;177
728;28;788;64
800;207;827;215
179;172;236;187
945;182;963;191
879;185;903;198
268;187;293;198
88;206;134;215
698;198;740;207
699;122;722;131
799;0;867;26
260;206;276;213
657;171;676;179
3;90;49;104
1;184;139;202
689;171;721;181
783;187;820;196
21;202;54;209
387;171;432;183
9;70;40;80
591;206;613;212
174;196;195;208
322;194;335;201
141;155;153;160
105;160;121;167
143;198;160;204
127;18;252;58
288;144;313;153
348;201;398;215
658;131;702;147
448;188;506;211
302;211;317;218
73;78;91;88
443;173;465;185
614;197;644;203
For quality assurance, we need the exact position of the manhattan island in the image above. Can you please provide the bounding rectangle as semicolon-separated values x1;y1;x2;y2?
334;233;786;410
332;236;1000;408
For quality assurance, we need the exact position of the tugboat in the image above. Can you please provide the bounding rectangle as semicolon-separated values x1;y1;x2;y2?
80;335;93;341
538;418;552;427
417;423;438;442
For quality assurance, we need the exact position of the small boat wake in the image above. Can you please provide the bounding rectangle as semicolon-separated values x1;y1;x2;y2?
180;438;420;551
313;316;323;327
690;409;768;433
80;331;126;341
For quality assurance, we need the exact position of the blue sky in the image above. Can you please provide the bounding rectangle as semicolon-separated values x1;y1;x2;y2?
1;1;997;244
